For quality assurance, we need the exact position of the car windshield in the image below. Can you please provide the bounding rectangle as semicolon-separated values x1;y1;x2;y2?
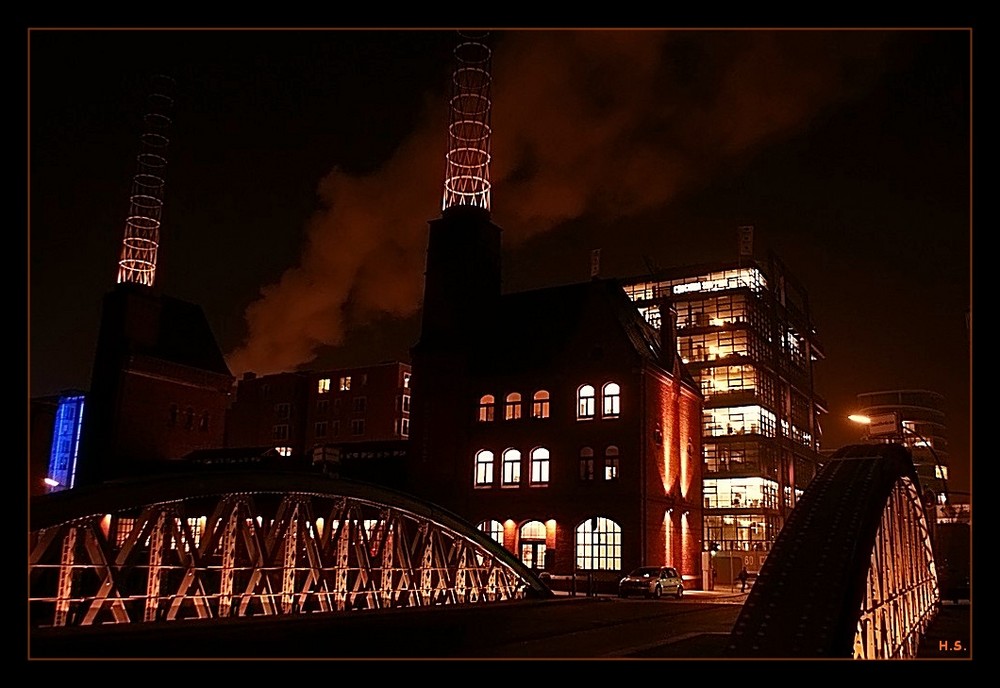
629;567;660;578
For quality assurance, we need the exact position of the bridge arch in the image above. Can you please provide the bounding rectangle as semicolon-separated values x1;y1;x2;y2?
29;471;552;628
726;444;939;659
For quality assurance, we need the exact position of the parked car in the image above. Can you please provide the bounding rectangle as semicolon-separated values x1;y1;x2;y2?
618;566;684;599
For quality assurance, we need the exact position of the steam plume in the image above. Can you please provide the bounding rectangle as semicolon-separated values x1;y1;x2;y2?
227;30;890;376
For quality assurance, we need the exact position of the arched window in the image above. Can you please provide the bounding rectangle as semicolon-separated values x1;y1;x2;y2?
505;393;522;420
575;517;622;571
602;382;621;418
502;448;521;487
474;450;495;487
577;385;596;420
478;519;504;545
604;445;620;480
519;520;548;571
531;390;550;419
530;447;550;485
579;447;594;481
478;395;495;422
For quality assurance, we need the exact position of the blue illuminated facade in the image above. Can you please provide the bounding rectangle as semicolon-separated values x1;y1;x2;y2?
47;394;85;492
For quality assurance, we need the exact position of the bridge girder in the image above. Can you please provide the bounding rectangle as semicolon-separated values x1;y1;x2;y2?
726;444;939;659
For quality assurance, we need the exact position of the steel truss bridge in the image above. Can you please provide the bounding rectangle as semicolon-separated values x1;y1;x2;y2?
29;472;551;630
727;443;941;659
30;444;946;659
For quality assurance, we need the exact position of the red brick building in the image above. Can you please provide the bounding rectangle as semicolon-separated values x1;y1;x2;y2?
75;284;234;486
225;362;412;459
409;207;704;585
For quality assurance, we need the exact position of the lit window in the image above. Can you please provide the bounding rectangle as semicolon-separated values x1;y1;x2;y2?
519;521;548;571
575;517;622;571
478;519;504;545
339;376;351;391
351;419;365;435
604;445;620;480
505;393;522;420
275;446;293;457
532;390;550;419
115;517;136;548
315;421;328;438
502;448;522;487
579;447;594;481
530;447;550;485
577;385;596;420
276;403;291;419
478;395;495;422
273;424;289;440
403;372;412;389
475;450;495;487
602;382;620;418
395;417;411;437
318;378;331;394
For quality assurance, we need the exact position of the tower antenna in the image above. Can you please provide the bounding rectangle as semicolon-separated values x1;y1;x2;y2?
442;31;492;213
116;74;175;287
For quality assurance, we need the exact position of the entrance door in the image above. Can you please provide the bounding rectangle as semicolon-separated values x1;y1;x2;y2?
521;542;546;570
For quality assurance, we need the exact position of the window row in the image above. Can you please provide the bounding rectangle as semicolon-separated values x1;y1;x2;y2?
478;391;550;422
477;517;622;571
476;383;622;423
317;375;365;394
577;383;619;420
168;405;211;431
315;396;386;414
474;446;621;488
280;418;367;440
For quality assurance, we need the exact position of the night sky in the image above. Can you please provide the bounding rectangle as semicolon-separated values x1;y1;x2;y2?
27;28;972;493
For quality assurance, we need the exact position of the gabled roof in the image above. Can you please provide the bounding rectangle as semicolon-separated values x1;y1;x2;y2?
148;293;233;378
471;278;698;389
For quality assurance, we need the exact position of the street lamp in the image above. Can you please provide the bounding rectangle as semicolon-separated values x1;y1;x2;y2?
848;413;950;504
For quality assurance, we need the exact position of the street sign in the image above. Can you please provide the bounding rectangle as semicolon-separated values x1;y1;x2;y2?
868;412;899;438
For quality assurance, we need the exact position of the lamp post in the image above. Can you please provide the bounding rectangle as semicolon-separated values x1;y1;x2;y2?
848;413;950;505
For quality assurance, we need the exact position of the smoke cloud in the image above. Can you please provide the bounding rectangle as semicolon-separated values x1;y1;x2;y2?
226;30;891;377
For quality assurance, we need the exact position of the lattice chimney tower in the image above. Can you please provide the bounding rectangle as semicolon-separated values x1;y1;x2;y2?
116;75;175;287
442;32;492;213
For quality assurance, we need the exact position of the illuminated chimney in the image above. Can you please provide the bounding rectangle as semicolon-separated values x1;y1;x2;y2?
442;32;492;213
116;75;175;287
